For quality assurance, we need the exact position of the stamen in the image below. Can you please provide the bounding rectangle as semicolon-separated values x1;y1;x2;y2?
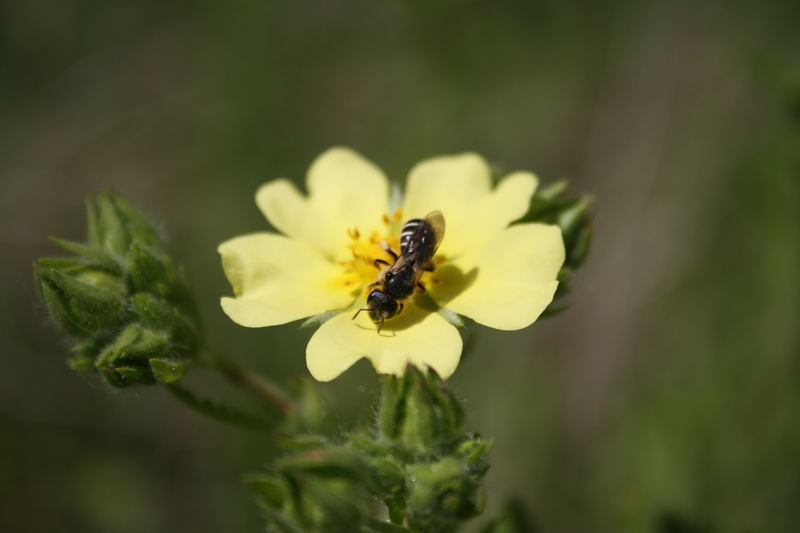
392;207;403;221
382;213;390;225
347;227;360;240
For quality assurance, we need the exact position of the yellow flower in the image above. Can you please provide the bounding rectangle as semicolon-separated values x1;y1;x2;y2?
219;148;565;381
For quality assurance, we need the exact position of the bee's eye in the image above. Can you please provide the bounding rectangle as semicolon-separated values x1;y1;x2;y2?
385;272;394;280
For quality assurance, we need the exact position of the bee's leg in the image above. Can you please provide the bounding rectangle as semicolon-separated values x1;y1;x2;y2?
423;262;435;272
368;281;380;288
373;258;390;269
377;317;385;334
416;282;426;294
380;241;399;262
398;302;405;314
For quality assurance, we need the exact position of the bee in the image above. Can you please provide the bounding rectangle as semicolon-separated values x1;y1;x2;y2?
353;211;446;332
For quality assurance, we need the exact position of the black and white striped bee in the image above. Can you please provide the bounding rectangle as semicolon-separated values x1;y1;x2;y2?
353;211;445;332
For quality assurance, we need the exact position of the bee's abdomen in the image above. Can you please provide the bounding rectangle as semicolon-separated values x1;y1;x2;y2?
399;218;424;255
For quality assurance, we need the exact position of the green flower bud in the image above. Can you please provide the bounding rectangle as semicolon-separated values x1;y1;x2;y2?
36;193;201;387
379;366;464;455
127;241;172;295
247;367;491;532
35;265;127;337
455;436;493;480
95;192;159;257
407;457;482;532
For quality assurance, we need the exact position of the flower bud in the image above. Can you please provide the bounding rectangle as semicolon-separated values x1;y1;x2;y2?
406;457;483;532
36;193;200;387
35;265;127;337
94;192;159;257
379;365;464;454
248;367;492;532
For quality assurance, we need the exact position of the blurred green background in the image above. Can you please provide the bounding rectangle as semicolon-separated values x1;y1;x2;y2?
2;1;798;531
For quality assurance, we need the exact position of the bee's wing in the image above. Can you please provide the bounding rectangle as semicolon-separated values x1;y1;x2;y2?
423;211;446;251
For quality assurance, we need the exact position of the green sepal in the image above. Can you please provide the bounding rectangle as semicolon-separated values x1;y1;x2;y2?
149;358;188;383
48;237;122;275
301;478;364;533
127;241;171;295
378;372;411;442
36;265;127;337
363;456;407;524
406;457;482;531
95;192;159;257
245;473;287;510
115;365;157;385
131;292;173;330
67;354;95;373
278;447;369;483
456;437;493;479
94;324;171;384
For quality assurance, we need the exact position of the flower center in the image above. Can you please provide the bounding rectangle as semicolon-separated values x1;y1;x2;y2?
334;208;444;297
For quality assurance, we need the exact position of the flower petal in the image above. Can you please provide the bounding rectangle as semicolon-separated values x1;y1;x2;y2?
256;147;390;258
403;153;538;257
430;223;564;330
219;232;354;327
305;305;462;382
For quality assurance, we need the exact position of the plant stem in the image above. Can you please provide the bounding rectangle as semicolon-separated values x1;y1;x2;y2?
205;345;294;414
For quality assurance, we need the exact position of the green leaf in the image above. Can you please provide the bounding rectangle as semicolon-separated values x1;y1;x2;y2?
166;384;275;430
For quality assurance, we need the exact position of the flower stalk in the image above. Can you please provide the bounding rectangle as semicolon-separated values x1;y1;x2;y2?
204;344;295;414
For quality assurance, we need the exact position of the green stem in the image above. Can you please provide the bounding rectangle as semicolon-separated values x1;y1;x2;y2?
205;345;294;414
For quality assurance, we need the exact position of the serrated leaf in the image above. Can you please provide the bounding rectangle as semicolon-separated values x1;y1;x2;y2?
167;384;275;430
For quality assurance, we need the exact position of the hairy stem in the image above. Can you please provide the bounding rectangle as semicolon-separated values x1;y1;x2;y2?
205;345;294;414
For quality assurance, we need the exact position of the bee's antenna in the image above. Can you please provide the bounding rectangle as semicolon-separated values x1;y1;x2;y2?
352;308;370;320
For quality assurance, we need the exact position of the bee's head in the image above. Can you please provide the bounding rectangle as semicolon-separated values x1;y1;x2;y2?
366;289;400;322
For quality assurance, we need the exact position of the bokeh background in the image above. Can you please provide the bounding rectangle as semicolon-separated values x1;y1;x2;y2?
2;1;798;531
